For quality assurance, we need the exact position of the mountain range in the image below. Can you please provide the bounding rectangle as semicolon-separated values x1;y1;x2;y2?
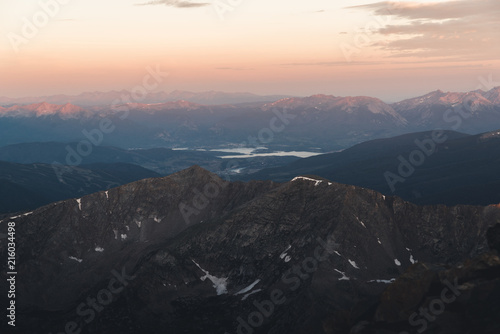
0;142;300;215
1;128;499;215
2;88;500;333
1;88;499;151
242;129;500;206
0;90;292;107
1;166;499;333
0;102;89;119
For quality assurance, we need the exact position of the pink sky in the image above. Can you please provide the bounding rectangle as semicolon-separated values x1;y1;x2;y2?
0;0;499;101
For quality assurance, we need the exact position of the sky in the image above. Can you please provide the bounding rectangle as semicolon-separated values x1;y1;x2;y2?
0;0;499;101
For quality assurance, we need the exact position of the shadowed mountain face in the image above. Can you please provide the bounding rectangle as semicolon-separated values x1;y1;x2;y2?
0;161;161;215
243;130;500;206
0;142;299;176
1;166;499;334
0;142;222;173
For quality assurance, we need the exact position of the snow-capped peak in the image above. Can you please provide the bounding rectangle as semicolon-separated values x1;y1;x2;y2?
0;102;88;119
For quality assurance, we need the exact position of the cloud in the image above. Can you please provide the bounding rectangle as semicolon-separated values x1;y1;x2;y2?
350;0;500;60
136;0;210;8
280;59;489;69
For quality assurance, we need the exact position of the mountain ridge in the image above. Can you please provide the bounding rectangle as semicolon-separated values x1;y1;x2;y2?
0;102;88;119
2;87;499;109
0;90;293;107
1;88;500;164
241;129;500;206
1;165;499;333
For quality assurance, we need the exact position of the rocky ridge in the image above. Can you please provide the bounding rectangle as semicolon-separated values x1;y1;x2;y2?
1;166;499;333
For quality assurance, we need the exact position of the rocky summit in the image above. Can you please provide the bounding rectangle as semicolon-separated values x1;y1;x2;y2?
1;166;499;334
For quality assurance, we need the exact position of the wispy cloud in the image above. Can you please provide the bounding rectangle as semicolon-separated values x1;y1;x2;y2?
281;59;489;68
136;0;210;8
350;0;500;60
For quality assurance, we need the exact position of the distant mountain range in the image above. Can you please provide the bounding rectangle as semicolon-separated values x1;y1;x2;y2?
0;102;90;119
0;90;292;107
393;89;500;133
241;129;500;206
1;87;499;151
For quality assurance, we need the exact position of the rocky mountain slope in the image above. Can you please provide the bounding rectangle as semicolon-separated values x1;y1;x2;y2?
1;166;499;333
351;223;500;334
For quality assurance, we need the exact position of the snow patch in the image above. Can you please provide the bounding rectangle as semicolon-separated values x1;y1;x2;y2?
76;198;82;210
291;176;322;186
105;191;109;199
192;260;228;295
353;215;366;228
242;289;262;301
377;238;382;245
334;251;342;257
368;278;395;284
121;234;127;241
9;211;33;220
280;245;292;257
153;217;162;223
235;279;261;295
95;247;104;252
113;229;118;240
334;269;350;281
394;259;401;266
410;255;416;264
69;256;83;263
136;221;142;228
348;259;360;269
280;245;292;261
